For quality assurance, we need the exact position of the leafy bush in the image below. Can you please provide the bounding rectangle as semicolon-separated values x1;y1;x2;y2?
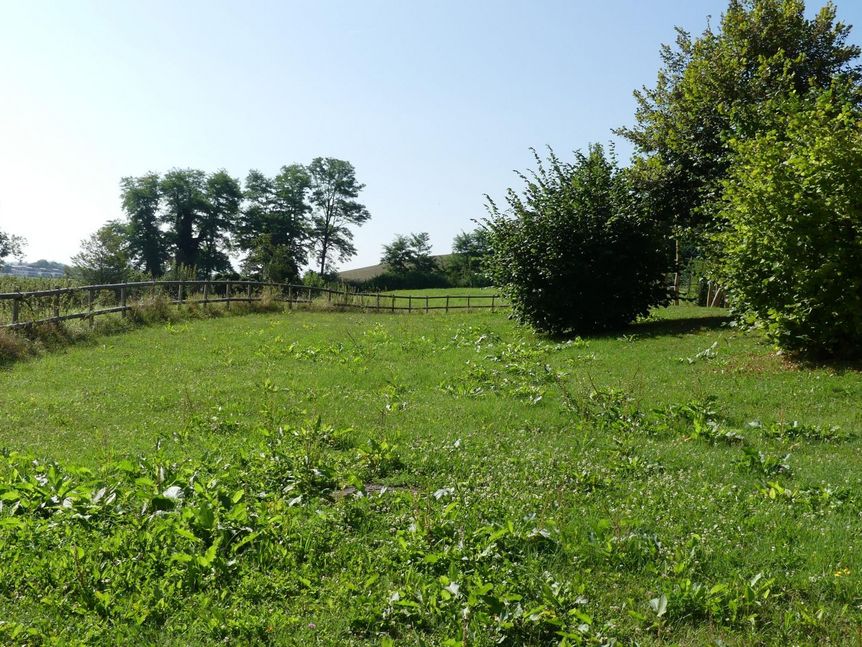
717;87;862;358
485;145;670;334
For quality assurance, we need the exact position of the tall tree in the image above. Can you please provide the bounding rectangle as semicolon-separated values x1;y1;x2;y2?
159;169;208;272
120;173;165;277
239;165;311;282
307;157;371;275
618;0;861;234
200;170;242;278
70;221;134;285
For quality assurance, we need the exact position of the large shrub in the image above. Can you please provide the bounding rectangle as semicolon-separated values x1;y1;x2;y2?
717;88;862;358
485;146;671;335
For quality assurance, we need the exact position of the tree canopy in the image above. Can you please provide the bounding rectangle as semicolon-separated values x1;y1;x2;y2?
239;166;311;282
308;158;371;275
120;173;166;278
618;0;861;233
381;232;436;273
70;221;135;285
0;230;26;264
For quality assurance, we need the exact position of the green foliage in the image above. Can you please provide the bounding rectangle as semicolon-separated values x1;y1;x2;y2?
200;170;243;278
619;0;861;236
381;232;436;274
0;229;26;264
238;166;311;282
159;168;210;272
448;228;492;287
120;173;166;278
374;232;446;289
485;145;670;334
308;157;371;274
717;87;862;357
118;159;369;281
69;221;137;285
121;169;243;279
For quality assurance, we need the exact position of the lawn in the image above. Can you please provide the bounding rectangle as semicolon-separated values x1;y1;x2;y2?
1;304;861;644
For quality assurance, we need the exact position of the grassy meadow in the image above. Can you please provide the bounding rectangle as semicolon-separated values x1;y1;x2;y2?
1;301;861;644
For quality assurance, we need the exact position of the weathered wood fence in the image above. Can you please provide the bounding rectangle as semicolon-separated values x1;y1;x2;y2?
0;280;508;329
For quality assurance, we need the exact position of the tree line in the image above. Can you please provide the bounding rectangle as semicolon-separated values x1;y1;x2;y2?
72;157;370;285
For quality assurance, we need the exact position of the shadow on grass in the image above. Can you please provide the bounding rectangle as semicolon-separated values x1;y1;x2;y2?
538;313;734;343
787;355;862;374
628;315;734;339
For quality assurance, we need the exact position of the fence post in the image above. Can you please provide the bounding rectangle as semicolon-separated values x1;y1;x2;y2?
467;295;471;311
247;282;253;303
53;286;60;320
343;284;348;306
88;288;95;327
203;281;209;306
288;285;293;310
120;285;127;317
425;296;429;314
11;290;20;324
408;296;412;313
491;296;496;313
376;293;380;312
391;296;395;313
327;288;332;304
226;280;231;310
178;280;184;307
445;295;449;313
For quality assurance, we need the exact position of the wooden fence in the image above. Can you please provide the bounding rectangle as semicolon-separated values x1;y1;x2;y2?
0;280;508;329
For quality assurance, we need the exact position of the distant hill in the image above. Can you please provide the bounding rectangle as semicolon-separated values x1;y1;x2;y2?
338;254;454;282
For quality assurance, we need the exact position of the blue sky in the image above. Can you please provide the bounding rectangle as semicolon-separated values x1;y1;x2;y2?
2;0;860;269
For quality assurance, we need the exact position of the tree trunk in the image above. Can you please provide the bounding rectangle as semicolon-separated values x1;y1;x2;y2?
318;232;330;275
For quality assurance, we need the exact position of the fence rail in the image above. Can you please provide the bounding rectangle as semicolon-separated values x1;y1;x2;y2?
0;280;508;329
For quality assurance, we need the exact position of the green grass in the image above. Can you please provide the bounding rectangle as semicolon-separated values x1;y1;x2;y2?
1;305;861;644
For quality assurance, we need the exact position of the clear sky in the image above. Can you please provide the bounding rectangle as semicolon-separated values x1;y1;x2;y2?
2;0;860;269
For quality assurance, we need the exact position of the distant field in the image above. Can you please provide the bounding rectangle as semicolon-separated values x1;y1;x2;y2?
1;305;861;644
